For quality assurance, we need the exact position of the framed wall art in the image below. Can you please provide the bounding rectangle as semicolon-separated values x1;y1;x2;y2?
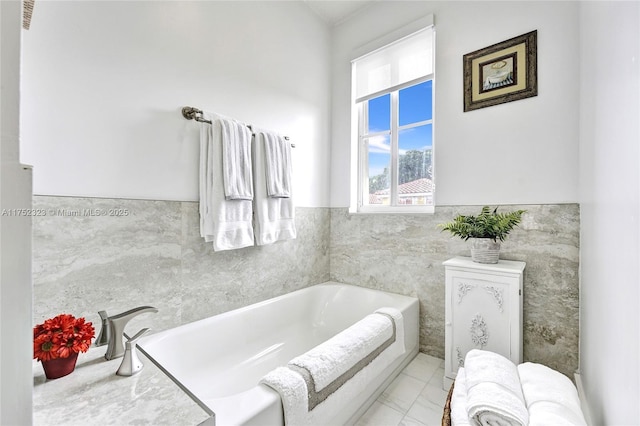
463;30;537;112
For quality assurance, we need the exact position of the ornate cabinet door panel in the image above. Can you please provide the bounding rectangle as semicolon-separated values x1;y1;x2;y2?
443;257;525;388
451;274;512;368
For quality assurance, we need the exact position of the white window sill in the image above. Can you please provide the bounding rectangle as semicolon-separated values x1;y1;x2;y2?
349;205;435;215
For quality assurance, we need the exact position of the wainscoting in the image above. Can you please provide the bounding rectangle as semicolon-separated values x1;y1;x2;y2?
330;204;580;378
32;196;330;335
32;197;579;378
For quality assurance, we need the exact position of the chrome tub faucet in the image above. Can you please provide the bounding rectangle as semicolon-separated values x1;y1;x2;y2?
104;306;158;360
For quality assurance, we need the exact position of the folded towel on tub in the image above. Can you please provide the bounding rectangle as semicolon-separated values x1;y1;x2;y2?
260;366;310;424
289;307;404;395
517;362;586;426
464;349;529;426
199;112;254;251
260;308;405;425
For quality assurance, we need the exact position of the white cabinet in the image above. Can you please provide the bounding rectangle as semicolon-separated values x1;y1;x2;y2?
443;256;525;388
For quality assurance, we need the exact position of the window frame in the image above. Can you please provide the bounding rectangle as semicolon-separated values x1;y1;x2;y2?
356;75;435;214
349;18;436;215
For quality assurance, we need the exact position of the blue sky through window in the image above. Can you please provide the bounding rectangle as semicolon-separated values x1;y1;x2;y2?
399;124;432;152
368;94;390;133
400;81;432;125
367;81;432;178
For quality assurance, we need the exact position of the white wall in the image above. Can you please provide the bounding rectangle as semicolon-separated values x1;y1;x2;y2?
579;2;640;424
331;1;580;207
21;1;332;207
0;0;33;424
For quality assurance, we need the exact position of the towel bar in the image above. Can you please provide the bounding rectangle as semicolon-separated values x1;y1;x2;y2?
182;106;212;124
181;106;294;147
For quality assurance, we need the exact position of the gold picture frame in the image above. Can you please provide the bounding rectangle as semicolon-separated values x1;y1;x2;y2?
463;30;537;112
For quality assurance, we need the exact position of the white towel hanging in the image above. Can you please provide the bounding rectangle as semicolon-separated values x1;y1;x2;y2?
198;112;254;251
261;131;292;198
252;130;296;246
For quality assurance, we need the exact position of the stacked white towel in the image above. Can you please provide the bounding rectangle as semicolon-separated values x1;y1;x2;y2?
451;368;472;426
451;351;588;426
518;362;587;426
219;117;253;200
252;130;296;245
464;349;529;426
260;308;405;426
199;112;254;251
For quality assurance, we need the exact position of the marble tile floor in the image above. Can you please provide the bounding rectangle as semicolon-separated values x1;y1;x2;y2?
355;353;448;426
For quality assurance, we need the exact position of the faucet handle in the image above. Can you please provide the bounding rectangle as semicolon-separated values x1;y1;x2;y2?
94;310;110;347
127;327;151;344
116;328;150;377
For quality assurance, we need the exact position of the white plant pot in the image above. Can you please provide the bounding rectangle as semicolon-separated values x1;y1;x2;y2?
470;238;501;264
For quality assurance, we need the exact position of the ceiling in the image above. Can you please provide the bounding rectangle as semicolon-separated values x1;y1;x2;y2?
303;0;373;26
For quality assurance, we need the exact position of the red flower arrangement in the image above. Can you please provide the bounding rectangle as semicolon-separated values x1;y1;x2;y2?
33;314;95;362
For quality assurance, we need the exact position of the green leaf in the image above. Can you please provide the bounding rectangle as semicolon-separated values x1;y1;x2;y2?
438;206;526;242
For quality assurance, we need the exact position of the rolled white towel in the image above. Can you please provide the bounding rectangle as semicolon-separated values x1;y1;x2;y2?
464;349;528;426
451;367;472;426
517;362;586;426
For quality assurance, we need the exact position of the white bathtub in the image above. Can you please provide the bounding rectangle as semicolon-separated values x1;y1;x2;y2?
139;282;419;426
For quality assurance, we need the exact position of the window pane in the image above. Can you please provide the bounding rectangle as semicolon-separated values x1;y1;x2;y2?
367;94;390;133
366;135;390;205
398;124;433;206
399;80;432;126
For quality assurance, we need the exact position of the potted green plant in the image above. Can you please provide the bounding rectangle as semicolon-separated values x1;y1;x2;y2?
439;206;526;263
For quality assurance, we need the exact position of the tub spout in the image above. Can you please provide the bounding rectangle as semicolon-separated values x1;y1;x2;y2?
105;306;158;360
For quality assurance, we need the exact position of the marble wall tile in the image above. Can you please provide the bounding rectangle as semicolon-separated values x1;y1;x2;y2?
180;203;331;324
32;196;330;338
329;204;580;379
32;196;183;335
33;196;578;378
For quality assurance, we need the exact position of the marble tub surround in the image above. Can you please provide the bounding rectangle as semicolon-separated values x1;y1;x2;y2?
329;204;580;379
179;202;330;324
33;197;182;337
32;196;330;337
33;345;210;425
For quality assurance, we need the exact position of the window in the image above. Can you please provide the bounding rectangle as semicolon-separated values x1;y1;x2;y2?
352;25;434;213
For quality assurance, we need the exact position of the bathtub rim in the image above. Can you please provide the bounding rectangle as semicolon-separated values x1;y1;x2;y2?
140;281;417;346
138;281;420;423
